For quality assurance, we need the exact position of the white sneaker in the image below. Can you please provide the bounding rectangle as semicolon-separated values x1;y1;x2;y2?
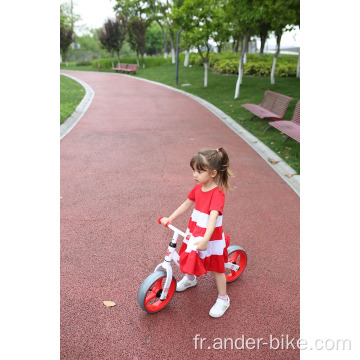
176;275;197;292
209;296;230;318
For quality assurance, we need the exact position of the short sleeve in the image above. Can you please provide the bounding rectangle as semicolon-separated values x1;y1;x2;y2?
209;188;225;215
187;185;198;201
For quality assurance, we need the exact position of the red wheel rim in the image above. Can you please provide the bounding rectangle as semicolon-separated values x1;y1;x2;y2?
143;275;176;313
226;249;247;282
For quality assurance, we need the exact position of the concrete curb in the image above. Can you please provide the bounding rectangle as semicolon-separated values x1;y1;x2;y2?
60;72;95;141
59;70;299;196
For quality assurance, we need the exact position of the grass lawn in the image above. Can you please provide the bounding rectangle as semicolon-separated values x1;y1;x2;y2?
60;74;86;125
60;61;300;173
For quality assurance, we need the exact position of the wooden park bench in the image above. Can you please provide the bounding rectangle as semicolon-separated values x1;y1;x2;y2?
122;64;138;74
242;90;293;121
112;63;138;74
111;63;127;72
264;100;300;142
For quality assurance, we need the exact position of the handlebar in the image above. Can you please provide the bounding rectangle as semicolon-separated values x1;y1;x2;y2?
158;217;190;240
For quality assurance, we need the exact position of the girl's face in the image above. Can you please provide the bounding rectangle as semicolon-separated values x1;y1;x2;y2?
192;167;216;185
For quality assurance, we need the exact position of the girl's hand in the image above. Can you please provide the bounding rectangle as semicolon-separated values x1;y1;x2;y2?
193;237;208;251
160;217;172;226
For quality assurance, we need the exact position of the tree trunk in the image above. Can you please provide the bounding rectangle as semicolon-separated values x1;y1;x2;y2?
296;52;300;78
233;39;239;55
270;32;282;85
217;43;222;54
204;62;208;88
169;28;175;64
235;32;248;99
260;32;267;56
136;53;139;66
244;36;249;63
239;37;244;85
156;20;168;59
184;50;190;67
197;46;209;88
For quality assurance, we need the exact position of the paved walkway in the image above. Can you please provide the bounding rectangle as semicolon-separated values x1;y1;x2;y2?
60;70;300;359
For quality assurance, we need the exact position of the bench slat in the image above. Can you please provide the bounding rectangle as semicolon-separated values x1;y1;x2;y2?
268;100;300;142
242;90;293;121
242;104;282;120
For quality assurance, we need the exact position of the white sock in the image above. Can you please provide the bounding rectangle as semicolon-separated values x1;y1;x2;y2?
186;274;195;281
218;294;229;302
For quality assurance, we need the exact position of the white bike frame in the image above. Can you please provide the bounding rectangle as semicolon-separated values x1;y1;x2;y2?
155;220;240;301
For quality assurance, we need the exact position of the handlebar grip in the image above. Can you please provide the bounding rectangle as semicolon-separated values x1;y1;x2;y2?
158;217;170;227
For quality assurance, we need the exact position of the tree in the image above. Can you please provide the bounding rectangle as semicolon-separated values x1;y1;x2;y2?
60;3;74;64
211;2;231;54
257;21;272;56
265;0;300;84
114;0;149;19
98;16;128;67
128;17;148;67
60;1;82;44
60;25;73;64
146;21;168;56
146;0;183;63
172;0;221;87
225;0;260;98
147;0;169;58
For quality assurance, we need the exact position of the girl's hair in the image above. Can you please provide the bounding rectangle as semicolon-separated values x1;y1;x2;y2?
190;147;234;192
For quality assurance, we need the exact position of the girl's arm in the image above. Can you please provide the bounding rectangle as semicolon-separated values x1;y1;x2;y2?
160;199;194;226
194;210;219;250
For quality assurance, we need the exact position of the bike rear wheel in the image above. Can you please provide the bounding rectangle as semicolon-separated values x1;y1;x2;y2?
138;271;177;313
226;245;248;283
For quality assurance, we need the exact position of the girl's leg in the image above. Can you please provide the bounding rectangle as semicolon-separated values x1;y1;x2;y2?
209;272;229;318
212;271;227;296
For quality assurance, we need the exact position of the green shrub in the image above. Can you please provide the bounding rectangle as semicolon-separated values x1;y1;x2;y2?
76;60;92;66
92;58;114;69
243;62;272;76
275;64;297;77
189;51;298;77
213;59;238;74
91;56;172;69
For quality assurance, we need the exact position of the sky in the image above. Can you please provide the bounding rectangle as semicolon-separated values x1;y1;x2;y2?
64;0;299;48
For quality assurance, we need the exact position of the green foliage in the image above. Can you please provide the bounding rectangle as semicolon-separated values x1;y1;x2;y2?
76;60;92;66
146;21;170;56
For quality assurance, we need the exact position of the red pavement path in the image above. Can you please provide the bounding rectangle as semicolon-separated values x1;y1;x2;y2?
60;70;300;359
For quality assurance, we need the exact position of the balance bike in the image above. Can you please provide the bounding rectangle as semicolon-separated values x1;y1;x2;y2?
137;217;247;313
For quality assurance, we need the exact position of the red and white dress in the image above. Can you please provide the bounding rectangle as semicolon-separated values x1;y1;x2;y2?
178;184;230;277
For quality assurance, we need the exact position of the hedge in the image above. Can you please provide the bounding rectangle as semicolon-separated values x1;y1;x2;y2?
91;56;172;69
189;51;298;77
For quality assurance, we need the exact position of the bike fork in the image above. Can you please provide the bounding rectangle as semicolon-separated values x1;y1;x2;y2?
154;232;181;301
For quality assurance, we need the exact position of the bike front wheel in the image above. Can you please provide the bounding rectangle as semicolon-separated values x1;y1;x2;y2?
137;270;177;313
226;245;248;283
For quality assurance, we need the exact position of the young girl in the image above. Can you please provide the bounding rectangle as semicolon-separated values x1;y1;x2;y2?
160;147;233;318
